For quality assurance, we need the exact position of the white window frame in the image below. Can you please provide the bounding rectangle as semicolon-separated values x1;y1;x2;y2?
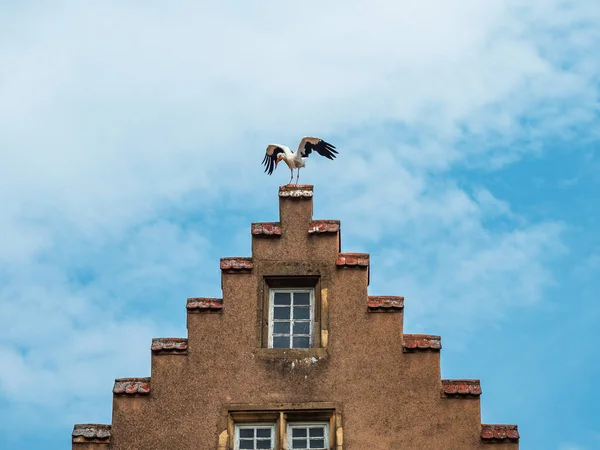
286;422;330;450
268;288;315;349
234;423;276;450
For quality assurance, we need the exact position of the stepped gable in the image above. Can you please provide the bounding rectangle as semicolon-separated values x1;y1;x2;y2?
72;424;110;445
186;297;223;312
481;425;520;442
403;333;442;351
309;219;340;234
72;184;519;449
251;222;281;236
151;338;188;354
368;295;404;312
442;379;482;397
112;378;150;396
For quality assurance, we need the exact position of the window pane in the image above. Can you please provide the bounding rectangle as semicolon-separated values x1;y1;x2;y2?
292;336;310;348
256;439;271;449
274;307;291;319
310;439;325;448
256;428;271;438
239;429;254;438
294;292;310;305
274;292;291;305
293;307;310;320
273;322;290;334
292;428;307;437
293;322;310;335
273;336;289;348
293;439;307;448
239;440;254;449
309;427;324;437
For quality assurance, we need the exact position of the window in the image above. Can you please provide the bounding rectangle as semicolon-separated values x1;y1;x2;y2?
234;424;276;449
269;289;314;349
287;423;329;449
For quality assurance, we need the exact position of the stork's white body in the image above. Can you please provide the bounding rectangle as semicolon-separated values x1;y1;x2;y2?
277;145;306;169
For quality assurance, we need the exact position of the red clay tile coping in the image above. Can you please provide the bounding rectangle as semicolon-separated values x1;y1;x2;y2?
252;222;282;236
309;220;340;234
368;296;404;311
279;184;314;198
72;424;111;443
442;379;482;397
187;297;223;312
403;334;442;351
481;424;520;443
336;252;369;267
220;257;253;271
113;377;151;396
151;337;188;354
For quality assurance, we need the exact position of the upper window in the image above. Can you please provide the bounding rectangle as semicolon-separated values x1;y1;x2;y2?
269;289;314;349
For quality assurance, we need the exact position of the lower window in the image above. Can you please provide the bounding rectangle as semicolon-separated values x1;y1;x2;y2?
235;424;276;449
233;421;329;450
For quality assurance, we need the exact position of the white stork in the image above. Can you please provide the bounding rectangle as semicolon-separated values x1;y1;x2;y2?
262;137;338;185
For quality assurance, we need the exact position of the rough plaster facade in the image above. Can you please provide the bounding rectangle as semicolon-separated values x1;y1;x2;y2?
72;184;519;450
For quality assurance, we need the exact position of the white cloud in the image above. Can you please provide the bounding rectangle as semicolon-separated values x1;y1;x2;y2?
0;0;598;443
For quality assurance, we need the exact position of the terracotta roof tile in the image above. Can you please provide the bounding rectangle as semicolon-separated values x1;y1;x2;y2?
151;337;188;354
72;424;111;443
113;377;151;396
220;257;253;271
336;252;370;267
187;297;223;312
251;222;282;236
279;184;314;198
308;220;340;234
403;334;442;351
442;379;482;397
481;424;520;443
368;296;404;311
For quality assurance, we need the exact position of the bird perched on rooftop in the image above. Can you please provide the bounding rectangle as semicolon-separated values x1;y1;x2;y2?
262;136;338;185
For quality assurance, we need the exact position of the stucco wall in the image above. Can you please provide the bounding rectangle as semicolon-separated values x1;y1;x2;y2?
74;185;519;450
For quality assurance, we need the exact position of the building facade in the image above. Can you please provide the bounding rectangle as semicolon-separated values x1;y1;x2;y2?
72;184;519;449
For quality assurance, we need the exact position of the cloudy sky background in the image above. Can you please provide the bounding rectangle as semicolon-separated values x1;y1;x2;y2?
1;1;599;448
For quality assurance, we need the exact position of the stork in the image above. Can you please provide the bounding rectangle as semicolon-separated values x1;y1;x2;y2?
262;136;338;185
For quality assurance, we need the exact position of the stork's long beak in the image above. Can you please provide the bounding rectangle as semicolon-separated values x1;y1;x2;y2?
275;160;280;168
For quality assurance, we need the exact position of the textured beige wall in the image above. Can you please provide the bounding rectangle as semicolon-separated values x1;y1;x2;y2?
76;185;518;450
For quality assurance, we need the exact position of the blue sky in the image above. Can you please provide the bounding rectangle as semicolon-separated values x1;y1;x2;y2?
1;1;599;449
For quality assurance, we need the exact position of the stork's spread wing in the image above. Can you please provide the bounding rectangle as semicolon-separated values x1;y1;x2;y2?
299;137;338;160
262;144;285;175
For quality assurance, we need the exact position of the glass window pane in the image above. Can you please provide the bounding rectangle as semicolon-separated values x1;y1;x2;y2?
310;438;325;448
309;427;324;437
239;440;254;449
293;322;310;335
273;336;289;348
256;439;271;449
292;439;307;448
273;322;290;335
274;292;291;305
292;428;307;437
239;429;254;438
293;307;310;320
256;428;271;438
292;336;310;348
294;292;310;305
274;307;291;319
